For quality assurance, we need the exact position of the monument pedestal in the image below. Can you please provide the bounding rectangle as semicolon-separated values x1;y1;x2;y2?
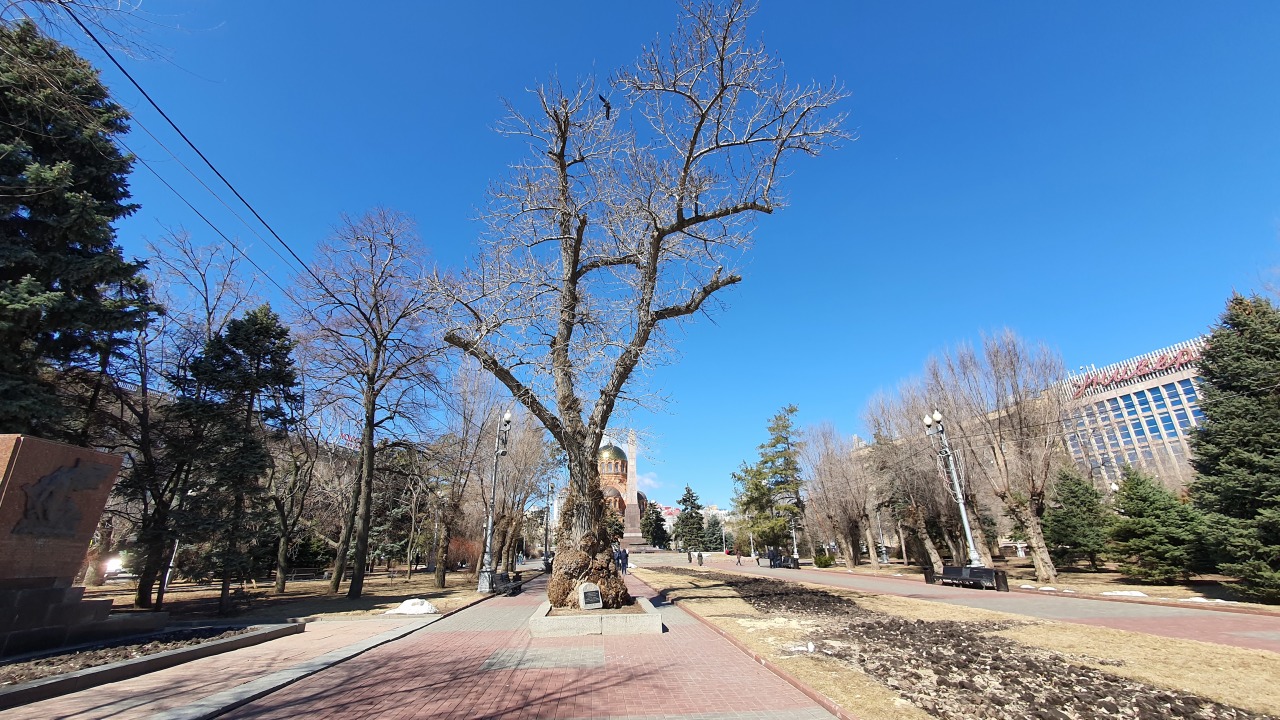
0;435;165;657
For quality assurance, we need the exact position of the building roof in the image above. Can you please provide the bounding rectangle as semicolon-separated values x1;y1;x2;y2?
599;442;627;464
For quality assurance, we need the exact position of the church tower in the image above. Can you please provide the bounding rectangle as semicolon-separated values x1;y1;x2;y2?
597;433;648;550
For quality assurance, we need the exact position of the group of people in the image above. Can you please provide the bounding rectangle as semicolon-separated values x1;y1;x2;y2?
613;547;630;575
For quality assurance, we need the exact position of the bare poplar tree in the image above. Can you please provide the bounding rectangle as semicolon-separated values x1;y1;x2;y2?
297;208;439;599
926;330;1066;583
802;423;881;571
436;0;846;608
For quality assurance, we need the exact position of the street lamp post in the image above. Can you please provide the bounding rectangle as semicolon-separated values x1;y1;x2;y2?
923;409;983;567
478;410;513;593
543;478;554;571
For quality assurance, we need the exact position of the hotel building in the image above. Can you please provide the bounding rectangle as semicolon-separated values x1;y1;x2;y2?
1063;337;1206;489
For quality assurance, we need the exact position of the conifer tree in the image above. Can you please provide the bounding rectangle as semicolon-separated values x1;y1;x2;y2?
1190;295;1280;600
640;501;670;549
733;405;805;551
0;20;150;435
1042;469;1110;569
672;486;706;552
1109;467;1206;583
703;514;726;552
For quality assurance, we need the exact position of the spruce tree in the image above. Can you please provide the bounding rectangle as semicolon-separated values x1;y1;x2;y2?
1042;469;1111;569
703;514;725;552
640;501;670;549
1109;467;1206;583
732;405;804;550
1190;295;1280;600
0;20;150;435
672;486;706;552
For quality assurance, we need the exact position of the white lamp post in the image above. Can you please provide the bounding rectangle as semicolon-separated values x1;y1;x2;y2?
478;409;513;593
923;409;983;567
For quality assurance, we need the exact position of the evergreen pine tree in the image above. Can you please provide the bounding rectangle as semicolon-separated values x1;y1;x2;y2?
1189;295;1280;600
732;405;804;550
640;501;670;549
703;514;725;552
1109;467;1207;583
0;20;150;435
1042;469;1111;569
672;485;705;551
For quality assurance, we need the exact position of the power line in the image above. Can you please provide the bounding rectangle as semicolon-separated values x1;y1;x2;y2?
60;3;354;318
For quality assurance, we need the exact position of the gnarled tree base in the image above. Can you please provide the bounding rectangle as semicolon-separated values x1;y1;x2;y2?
547;545;632;609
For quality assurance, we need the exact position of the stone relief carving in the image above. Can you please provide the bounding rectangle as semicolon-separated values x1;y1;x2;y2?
14;459;113;537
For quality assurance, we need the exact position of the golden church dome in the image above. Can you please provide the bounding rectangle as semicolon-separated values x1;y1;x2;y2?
598;442;627;464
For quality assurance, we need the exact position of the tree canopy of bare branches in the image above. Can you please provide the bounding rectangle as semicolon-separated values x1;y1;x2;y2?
297;208;440;599
926;329;1068;582
436;0;847;608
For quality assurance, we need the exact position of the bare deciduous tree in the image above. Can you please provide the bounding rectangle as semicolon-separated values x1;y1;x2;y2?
802;423;881;571
298;208;439;599
436;0;846;608
926;330;1067;583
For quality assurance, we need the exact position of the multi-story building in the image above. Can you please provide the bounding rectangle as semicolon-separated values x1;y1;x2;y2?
1062;338;1206;489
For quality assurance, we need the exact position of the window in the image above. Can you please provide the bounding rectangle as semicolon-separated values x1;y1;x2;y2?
1145;416;1162;439
1150;386;1167;410
1179;378;1198;403
1109;397;1123;420
1164;383;1183;407
1136;390;1152;416
1174;407;1191;428
1159;412;1176;435
1123;395;1137;417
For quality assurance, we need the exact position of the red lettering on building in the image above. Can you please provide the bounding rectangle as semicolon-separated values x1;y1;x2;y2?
1071;345;1202;399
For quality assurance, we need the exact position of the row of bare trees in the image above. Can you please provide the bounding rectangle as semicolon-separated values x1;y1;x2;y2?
801;331;1069;584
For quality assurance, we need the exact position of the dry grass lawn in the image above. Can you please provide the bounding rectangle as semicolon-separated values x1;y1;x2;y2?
83;571;494;622
635;566;1280;718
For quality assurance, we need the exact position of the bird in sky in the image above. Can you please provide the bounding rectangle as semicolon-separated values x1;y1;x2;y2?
598;94;612;120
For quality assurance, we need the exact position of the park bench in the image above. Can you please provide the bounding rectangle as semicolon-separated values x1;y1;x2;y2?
934;565;1010;591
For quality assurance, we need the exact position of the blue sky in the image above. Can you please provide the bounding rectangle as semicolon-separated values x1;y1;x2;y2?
56;1;1280;509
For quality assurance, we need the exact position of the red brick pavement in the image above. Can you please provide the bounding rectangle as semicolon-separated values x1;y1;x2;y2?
223;575;835;720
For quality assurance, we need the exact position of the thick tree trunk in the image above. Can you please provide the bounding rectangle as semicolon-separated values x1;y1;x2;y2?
838;533;858;570
907;512;944;575
1007;500;1057;583
327;469;361;594
83;518;114;586
941;530;961;565
434;525;451;589
274;532;290;594
347;400;378;599
863;523;881;573
963;498;995;566
547;448;630;609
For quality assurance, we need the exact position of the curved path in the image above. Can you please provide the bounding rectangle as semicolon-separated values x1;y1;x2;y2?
665;557;1280;654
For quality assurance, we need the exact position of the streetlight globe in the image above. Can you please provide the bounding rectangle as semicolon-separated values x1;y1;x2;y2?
922;414;933;428
931;409;943;423
502;410;512;424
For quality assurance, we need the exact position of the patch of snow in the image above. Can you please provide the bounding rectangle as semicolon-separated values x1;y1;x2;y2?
1062;589;1076;593
1179;597;1234;604
1038;587;1057;591
807;641;815;653
385;598;438;615
893;573;904;577
1020;584;1037;589
1101;590;1148;597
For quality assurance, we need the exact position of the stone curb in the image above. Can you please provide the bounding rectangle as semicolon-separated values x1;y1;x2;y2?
147;577;541;720
641;580;855;720
0;623;304;711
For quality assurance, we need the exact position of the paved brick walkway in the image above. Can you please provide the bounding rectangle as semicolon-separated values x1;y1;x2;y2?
221;574;835;720
5;618;426;720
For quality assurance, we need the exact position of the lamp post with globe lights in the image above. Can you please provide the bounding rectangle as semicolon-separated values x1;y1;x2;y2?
478;409;513;593
923;409;983;567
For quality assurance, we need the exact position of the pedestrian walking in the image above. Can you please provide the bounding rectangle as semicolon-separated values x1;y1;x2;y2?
620;548;629;575
697;552;704;566
687;549;692;563
735;550;742;565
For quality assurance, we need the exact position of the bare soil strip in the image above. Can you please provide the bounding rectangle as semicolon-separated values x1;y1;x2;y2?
636;567;1280;720
0;627;251;686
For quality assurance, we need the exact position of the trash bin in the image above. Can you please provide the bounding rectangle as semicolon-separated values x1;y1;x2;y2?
922;565;936;585
993;569;1009;592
